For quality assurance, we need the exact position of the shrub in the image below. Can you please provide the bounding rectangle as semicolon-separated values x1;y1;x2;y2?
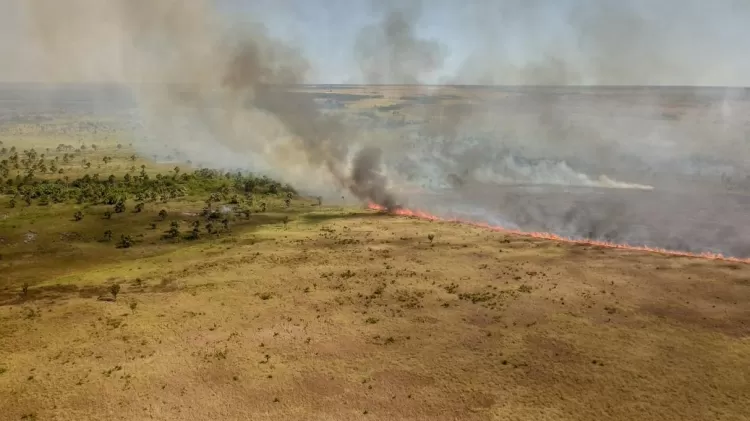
110;283;121;300
117;235;133;249
73;210;84;221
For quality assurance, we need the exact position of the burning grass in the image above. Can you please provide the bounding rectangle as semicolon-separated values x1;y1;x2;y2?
368;203;750;264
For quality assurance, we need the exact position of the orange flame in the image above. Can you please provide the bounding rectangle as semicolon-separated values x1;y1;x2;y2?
367;203;750;264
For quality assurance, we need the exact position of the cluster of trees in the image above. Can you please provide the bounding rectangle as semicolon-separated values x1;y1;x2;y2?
3;167;294;209
1;143;299;248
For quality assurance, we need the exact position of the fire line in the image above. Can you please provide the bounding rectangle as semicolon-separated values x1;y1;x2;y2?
367;203;750;264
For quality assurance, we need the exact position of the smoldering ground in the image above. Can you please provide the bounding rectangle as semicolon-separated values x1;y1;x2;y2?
6;0;750;257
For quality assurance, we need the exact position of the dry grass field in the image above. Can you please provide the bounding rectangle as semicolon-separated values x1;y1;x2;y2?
2;206;750;421
1;86;750;420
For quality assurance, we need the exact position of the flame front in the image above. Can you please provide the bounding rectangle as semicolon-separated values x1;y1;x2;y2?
367;203;749;264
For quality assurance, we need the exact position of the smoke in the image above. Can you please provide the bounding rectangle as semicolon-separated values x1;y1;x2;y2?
354;0;446;85
16;0;401;209
5;0;750;256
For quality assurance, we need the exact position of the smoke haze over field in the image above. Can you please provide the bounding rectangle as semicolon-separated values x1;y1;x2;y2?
3;0;750;85
2;0;750;256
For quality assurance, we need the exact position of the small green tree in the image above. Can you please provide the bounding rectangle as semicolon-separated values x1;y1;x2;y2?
110;283;121;300
189;227;200;240
73;210;84;221
103;230;113;241
114;201;125;213
103;210;112;219
158;209;168;220
117;234;133;249
134;202;144;213
167;221;180;238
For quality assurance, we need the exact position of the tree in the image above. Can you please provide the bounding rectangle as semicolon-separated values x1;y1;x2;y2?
189;226;200;240
167;221;180;239
8;198;15;208
73;210;84;221
104;210;112;219
134;202;144;213
109;283;120;300
103;230;113;241
114;201;125;213
117;234;133;249
222;218;229;231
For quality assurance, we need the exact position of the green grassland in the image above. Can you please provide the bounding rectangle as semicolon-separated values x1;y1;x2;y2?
0;123;310;287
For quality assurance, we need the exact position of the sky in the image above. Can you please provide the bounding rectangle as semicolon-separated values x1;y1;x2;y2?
2;0;750;86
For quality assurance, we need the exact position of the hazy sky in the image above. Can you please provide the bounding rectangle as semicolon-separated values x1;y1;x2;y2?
2;0;750;86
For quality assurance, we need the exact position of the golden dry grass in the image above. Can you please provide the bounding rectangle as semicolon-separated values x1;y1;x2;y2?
2;209;749;421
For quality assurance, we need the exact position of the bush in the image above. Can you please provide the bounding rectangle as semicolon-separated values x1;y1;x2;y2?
73;210;84;221
110;283;121;300
117;235;133;249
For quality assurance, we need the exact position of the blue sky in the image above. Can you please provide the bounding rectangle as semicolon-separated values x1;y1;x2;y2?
215;0;471;83
212;0;750;86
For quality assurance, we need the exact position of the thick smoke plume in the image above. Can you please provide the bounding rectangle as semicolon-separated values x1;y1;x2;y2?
17;0;400;209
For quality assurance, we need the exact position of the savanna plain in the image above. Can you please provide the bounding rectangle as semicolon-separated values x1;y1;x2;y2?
1;85;749;421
